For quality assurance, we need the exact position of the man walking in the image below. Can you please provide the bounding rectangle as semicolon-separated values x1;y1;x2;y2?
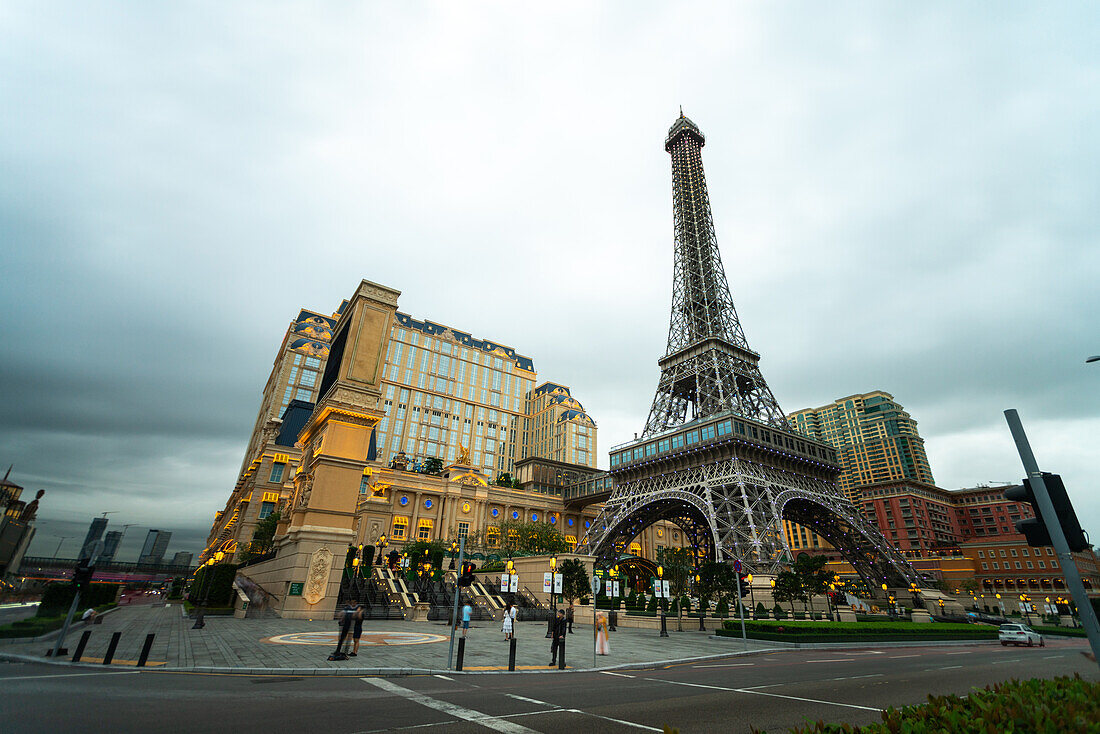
549;609;567;667
349;604;365;656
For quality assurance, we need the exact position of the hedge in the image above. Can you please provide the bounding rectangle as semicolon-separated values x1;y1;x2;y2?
188;563;239;607
37;582;121;617
0;603;117;638
758;675;1099;733
718;620;997;643
1032;625;1087;638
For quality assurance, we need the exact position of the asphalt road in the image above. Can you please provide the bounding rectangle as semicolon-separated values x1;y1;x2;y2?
1;638;1096;733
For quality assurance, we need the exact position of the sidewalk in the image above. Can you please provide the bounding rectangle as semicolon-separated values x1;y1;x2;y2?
0;603;774;674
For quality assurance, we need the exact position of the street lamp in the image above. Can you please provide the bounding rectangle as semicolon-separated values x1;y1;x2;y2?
449;542;458;570
546;556;558;639
746;574;755;618
695;573;705;631
377;534;387;565
657;565;668;637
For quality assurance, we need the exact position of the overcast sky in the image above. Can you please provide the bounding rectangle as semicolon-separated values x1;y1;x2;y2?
2;3;1098;561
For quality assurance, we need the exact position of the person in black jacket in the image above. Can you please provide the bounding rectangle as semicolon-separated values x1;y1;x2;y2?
549;609;567;667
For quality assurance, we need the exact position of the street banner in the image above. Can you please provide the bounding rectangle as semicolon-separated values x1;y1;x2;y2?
543;572;553;593
510;574;519;593
500;574;509;592
606;580;614;596
651;578;661;597
613;581;620;597
662;580;670;598
591;577;602;597
553;573;563;594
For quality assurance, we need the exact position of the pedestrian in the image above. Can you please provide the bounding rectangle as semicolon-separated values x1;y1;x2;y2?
596;610;611;655
349;604;366;657
461;602;473;638
567;602;575;633
549;608;567;667
501;602;516;640
81;608;97;625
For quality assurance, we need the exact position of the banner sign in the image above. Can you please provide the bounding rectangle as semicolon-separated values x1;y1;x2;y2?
501;574;509;593
553;573;563;594
510;574;519;593
543;572;553;593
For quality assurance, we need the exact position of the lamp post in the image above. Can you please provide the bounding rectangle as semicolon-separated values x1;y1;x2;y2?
909;583;922;609
449;542;458;570
657;565;668;637
746;574;755;618
771;578;777;618
695;573;705;631
376;534;387;565
546;556;558;639
192;552;224;629
1019;594;1032;626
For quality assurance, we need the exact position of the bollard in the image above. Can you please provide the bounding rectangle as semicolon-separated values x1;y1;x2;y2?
102;632;122;665
557;635;565;669
608;610;617;632
137;633;156;667
508;638;517;671
456;637;465;671
659;610;669;638
71;631;92;663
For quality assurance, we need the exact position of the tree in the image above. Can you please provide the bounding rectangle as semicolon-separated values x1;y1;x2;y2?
422;457;444;475
771;570;805;617
494;472;514;487
238;511;280;563
497;519;569;555
792;554;833;616
657;547;694;598
560;558;589;604
695;561;738;611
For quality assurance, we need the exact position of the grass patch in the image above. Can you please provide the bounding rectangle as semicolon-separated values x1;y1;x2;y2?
756;675;1099;733
0;615;66;638
718;619;997;643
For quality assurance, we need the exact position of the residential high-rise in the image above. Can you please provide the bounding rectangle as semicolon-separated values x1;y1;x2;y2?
788;391;935;504
170;551;193;567
524;383;597;468
79;517;108;560
98;530;122;562
138;529;171;565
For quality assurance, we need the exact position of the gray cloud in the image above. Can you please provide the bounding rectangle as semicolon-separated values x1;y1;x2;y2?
2;3;1098;556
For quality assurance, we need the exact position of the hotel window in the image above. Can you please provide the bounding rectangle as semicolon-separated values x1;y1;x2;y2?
486;527;500;546
1014;561;1022;569
629;542;642;556
457;522;469;539
295;388;312;401
1038;561;1045;569
981;562;988;570
417;519;433;540
359;475;371;494
392;517;408;539
269;463;285;483
565;535;577;550
1000;550;1007;557
992;562;999;569
258;501;276;519
1011;549;1017;557
1026;561;1033;569
305;356;321;368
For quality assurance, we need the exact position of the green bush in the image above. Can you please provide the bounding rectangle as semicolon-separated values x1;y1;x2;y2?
760;675;1099;733
1032;625;1087;638
0;615;66;638
773;604;786;620
647;595;658;613
755;602;768;619
715;599;729;618
479;560;505;573
719;619;997;643
37;582;120;617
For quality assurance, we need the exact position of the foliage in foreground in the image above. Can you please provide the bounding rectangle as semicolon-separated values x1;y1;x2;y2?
753;675;1100;733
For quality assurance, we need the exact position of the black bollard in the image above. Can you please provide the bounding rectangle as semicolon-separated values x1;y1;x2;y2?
137;633;156;667
508;638;517;671
608;610;617;632
557;635;565;669
71;631;92;663
659;611;669;638
698;607;706;632
102;632;122;665
456;637;465;671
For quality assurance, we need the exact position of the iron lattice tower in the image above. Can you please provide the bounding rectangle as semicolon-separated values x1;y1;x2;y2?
577;113;920;587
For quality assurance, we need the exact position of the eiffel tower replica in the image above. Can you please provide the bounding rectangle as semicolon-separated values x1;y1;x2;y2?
578;112;919;585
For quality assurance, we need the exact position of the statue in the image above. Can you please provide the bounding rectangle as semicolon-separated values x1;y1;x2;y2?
19;490;44;521
457;442;471;465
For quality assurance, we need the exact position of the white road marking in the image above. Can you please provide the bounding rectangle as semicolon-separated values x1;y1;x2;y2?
1042;655;1065;659
641;677;732;691
694;663;755;668
944;652;970;655
827;674;883;682
361;678;537;733
806;659;856;663
573;711;662;731
600;671;635;678
1;671;141;682
737;688;882;712
992;659;1023;665
889;654;919;659
505;694;555;707
434;675;453;681
939;666;963;670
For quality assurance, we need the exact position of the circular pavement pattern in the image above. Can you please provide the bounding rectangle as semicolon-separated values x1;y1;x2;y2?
263;631;448;646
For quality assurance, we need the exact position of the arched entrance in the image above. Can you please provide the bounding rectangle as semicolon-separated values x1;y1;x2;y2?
586;490;717;571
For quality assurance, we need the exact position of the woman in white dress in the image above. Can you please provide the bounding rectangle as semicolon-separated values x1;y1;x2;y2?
502;602;516;640
596;611;611;655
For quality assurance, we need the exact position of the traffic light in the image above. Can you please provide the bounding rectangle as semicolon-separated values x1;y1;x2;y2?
1004;473;1089;552
72;563;95;594
458;562;475;587
737;573;751;597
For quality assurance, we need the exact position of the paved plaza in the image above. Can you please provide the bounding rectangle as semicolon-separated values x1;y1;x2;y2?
0;603;773;674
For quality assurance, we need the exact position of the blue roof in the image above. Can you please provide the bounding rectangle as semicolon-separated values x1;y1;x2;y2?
394;312;536;373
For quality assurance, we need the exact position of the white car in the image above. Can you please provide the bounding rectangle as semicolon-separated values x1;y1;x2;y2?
999;623;1044;647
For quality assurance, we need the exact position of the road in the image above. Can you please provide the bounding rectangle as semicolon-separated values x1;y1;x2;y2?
1;638;1095;733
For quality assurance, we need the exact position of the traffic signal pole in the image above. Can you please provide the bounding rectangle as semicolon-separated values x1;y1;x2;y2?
1005;409;1100;666
49;589;81;658
446;536;465;670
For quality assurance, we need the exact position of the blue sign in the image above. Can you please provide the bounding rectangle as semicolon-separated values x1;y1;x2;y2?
734;559;742;572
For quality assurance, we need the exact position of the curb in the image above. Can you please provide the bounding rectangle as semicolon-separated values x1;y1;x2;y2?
0;646;781;677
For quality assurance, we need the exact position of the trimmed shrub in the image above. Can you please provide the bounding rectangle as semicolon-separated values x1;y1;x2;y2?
431;549;445;569
763;675;1099;733
715;599;729;618
773;604;786;620
755;602;768;619
647;595;658;613
718;619;997;643
38;582;120;617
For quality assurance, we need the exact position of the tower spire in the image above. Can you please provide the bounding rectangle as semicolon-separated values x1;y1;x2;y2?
642;115;787;436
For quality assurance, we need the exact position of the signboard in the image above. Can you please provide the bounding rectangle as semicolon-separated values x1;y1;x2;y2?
734;559;742;573
606;580;614;597
591;576;602;597
651;577;661;597
510;574;519;593
613;581;620;598
500;574;510;593
543;572;553;593
662;580;670;598
553;573;563;594
288;582;304;596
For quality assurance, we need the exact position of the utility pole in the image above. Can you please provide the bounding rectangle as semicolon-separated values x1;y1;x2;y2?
1004;410;1100;667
